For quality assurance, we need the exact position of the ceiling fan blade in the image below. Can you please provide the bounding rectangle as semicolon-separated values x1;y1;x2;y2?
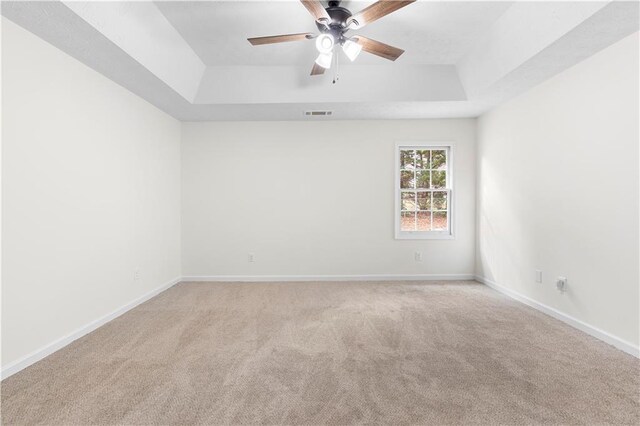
300;0;330;22
349;0;416;29
248;33;314;46
311;62;326;76
355;36;405;61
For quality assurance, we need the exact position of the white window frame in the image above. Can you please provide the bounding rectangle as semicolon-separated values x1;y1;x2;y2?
394;142;454;240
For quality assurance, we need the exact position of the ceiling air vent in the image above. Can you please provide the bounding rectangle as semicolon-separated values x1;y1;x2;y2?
304;110;333;117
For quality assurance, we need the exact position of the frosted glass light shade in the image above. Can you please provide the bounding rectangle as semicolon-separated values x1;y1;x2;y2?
315;34;334;54
342;39;362;61
315;52;333;69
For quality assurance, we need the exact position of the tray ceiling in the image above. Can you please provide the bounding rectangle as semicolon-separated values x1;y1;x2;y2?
2;1;638;121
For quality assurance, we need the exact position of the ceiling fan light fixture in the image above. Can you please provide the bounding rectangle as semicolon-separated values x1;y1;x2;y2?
315;52;333;69
248;1;417;77
315;33;334;54
342;39;362;61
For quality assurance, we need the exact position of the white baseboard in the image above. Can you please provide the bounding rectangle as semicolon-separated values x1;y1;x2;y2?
475;275;639;358
182;274;475;282
0;276;182;380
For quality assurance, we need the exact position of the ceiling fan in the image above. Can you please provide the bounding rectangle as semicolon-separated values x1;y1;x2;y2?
248;0;416;76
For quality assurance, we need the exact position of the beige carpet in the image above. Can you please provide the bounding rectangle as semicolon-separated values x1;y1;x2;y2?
1;280;639;425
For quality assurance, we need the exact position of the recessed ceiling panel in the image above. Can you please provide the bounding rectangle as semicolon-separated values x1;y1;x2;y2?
155;1;513;66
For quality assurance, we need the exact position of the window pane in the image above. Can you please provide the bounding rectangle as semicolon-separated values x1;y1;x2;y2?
400;150;415;170
401;211;416;231
401;192;417;211
416;150;430;169
398;146;451;237
433;191;448;210
433;211;448;230
417;192;431;210
417;212;431;231
400;171;415;189
431;150;446;170
431;170;446;189
416;170;430;189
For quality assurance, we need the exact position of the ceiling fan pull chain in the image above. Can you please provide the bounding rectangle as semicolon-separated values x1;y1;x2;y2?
333;50;340;84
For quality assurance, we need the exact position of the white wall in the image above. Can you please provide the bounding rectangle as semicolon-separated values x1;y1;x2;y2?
1;19;182;369
181;120;476;278
477;32;639;349
4;8;636;375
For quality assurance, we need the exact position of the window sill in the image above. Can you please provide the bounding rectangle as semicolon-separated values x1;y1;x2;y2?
395;232;455;240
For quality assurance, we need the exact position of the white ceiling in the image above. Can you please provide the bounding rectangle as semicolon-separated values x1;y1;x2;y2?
155;1;513;66
2;0;638;121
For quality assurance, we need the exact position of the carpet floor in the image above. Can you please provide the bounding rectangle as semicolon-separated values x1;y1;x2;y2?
1;280;639;425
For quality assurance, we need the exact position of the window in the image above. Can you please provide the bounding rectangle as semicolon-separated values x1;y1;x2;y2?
395;144;453;239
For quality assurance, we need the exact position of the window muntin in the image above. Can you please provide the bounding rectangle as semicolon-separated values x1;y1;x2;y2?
396;145;453;239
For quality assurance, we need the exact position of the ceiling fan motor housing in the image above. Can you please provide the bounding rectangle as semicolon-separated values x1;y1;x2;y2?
316;1;353;45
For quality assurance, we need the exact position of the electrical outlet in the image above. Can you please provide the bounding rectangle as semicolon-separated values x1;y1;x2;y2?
133;268;140;281
248;253;255;263
414;252;423;262
556;276;567;292
535;270;542;283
